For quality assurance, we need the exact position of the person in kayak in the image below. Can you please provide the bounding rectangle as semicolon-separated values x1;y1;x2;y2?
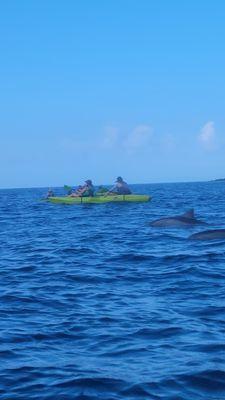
70;180;95;197
107;177;132;195
46;188;55;198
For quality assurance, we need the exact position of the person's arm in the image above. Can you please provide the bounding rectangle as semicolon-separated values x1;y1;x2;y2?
70;185;85;197
76;186;86;196
105;184;117;195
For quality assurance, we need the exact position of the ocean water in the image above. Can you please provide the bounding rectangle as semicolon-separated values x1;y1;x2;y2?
0;182;225;400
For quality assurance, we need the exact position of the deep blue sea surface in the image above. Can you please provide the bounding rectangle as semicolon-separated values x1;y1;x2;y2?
1;182;225;399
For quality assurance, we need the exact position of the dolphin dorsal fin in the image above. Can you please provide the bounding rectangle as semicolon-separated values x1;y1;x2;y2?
182;209;195;219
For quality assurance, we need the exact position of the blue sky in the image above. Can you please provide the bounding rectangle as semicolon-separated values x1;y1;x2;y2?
1;1;225;188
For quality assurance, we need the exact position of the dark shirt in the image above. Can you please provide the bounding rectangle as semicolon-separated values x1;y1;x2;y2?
110;181;131;195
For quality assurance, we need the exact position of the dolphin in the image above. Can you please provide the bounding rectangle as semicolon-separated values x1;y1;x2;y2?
150;209;207;228
189;229;225;240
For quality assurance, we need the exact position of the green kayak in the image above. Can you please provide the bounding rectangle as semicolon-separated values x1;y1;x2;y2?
48;194;151;204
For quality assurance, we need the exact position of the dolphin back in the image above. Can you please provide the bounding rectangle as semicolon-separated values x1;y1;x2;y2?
189;229;225;240
150;208;206;227
181;209;195;219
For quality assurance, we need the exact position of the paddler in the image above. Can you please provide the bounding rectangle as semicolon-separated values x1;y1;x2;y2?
70;179;95;197
46;188;55;198
106;177;132;195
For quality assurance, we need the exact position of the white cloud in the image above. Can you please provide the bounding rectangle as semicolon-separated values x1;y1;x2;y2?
101;126;119;149
59;124;153;157
123;125;152;154
198;121;215;150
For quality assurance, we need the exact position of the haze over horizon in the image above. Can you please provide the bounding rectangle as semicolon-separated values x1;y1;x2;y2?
1;1;225;189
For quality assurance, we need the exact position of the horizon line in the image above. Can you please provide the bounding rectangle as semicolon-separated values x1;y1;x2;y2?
0;178;219;190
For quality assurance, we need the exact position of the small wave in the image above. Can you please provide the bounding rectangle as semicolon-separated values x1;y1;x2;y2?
106;253;157;262
179;369;225;392
132;326;185;339
55;247;97;255
53;376;126;392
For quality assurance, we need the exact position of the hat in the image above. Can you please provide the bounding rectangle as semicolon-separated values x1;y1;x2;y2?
116;176;123;182
85;179;92;185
